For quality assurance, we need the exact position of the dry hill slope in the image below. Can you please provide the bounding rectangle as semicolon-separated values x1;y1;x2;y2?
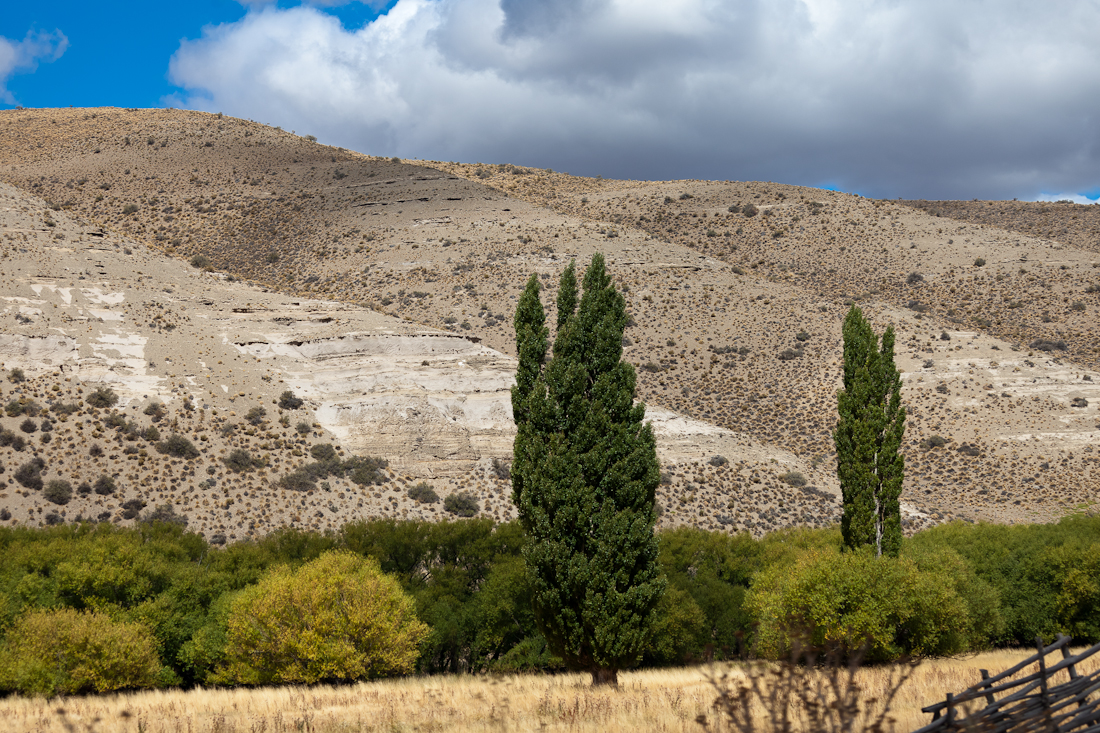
1;107;1098;535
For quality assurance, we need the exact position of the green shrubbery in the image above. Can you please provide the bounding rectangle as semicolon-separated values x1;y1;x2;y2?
0;515;1096;695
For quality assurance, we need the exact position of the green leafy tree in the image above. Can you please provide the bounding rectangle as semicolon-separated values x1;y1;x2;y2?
834;306;905;558
511;253;666;686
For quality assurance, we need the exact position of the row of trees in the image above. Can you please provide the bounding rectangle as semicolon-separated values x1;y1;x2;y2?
1;516;1097;696
508;255;909;684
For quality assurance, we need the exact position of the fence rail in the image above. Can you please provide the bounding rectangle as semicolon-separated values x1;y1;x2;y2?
915;635;1100;732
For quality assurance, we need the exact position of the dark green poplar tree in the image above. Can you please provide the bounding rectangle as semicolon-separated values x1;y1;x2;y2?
834;305;906;558
511;254;665;686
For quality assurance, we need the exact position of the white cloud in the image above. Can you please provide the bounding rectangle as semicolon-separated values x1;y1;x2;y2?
0;30;69;104
168;0;1100;199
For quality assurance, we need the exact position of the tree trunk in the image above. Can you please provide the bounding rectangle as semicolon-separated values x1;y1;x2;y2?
591;667;619;686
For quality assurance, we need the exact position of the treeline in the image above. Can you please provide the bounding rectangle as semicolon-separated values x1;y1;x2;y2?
0;514;1098;695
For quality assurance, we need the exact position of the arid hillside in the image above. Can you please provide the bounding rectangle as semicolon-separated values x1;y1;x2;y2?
1;107;1098;539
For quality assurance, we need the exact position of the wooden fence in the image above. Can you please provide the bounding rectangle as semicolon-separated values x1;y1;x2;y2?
914;635;1100;732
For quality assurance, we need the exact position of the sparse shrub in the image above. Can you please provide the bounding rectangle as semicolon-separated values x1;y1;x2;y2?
89;444;103;457
492;457;511;480
0;428;14;446
122;203;139;215
408;482;439;504
14;458;45;490
311;443;337;461
779;470;807;487
190;254;212;270
296;421;312;435
920;435;948;450
77;482;91;495
141;504;188;528
94;474;117;495
104;411;127;429
1030;338;1067;352
444;491;479;517
708;455;729;467
8;367;26;383
1071;301;1086;312
778;348;802;361
157;433;200;459
19;418;37;433
0;608;164;696
346;455;388;485
223;449;258;473
742;203;758;217
86;386;119;408
216;551;427;685
142;425;160;442
796;330;810;342
5;399;23;417
278;470;316;492
974;258;986;267
44;512;63;525
278;390;304;410
121;498;147;520
51;401;80;416
44;479;73;505
143;401;167;422
906;272;924;285
939;331;951;341
727;204;741;214
245;406;267;425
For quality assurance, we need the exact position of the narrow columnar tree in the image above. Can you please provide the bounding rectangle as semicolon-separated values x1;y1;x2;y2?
511;254;665;686
834;305;906;558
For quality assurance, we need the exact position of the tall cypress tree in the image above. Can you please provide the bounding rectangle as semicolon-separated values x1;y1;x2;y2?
511;254;665;686
834;305;906;558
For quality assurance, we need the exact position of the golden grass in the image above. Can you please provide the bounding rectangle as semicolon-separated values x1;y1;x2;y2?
1;649;1096;733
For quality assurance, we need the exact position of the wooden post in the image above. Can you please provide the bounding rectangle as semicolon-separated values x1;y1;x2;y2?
979;669;996;705
1061;645;1079;680
946;692;955;728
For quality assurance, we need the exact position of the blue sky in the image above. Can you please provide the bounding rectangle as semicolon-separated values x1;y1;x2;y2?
2;0;1099;203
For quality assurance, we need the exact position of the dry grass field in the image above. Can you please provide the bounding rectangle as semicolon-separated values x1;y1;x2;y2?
1;650;1096;733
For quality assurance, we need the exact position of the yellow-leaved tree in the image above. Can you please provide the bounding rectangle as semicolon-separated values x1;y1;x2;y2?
0;608;165;696
217;550;427;685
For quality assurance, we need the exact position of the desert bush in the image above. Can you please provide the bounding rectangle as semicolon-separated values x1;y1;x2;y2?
311;443;338;461
141;504;189;528
444;491;479;517
89;443;103;457
742;203;759;217
296;421;312;435
44;479;73;505
19;417;37;433
5;399;24;417
906;272;924;285
244;406;266;425
8;367;26;383
50;401;80;416
492;458;511;480
920;435;947;450
346;455;388;485
122;203;139;215
190;254;212;269
142;425;160;442
216;551;428;685
974;257;986;267
278;470;316;491
0;428;14;446
104;411;127;429
278;390;304;409
143;401;167;422
121;498;147;519
94;474;117;495
0;608;165;696
408;482;439;504
708;455;729;467
85;386;119;408
157;433;200;459
14;458;45;490
1071;300;1086;311
747;546;973;661
779;470;807;487
223;449;258;473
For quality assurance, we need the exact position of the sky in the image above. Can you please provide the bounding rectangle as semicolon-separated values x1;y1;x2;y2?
2;0;1099;202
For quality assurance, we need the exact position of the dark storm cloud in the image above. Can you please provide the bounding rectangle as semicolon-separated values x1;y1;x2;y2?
168;0;1100;200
